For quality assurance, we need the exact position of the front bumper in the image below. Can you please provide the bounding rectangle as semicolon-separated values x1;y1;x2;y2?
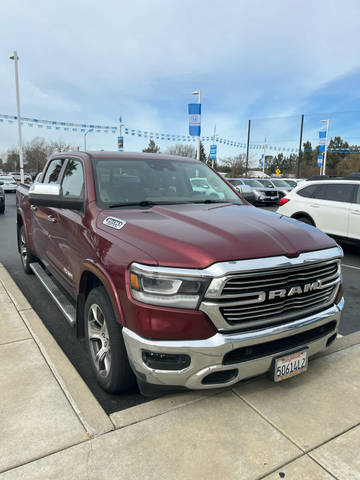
123;299;343;390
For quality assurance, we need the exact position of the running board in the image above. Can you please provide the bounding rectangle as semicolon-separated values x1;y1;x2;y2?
30;262;76;327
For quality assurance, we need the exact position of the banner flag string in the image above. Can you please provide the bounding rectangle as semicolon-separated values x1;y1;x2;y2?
1;113;359;154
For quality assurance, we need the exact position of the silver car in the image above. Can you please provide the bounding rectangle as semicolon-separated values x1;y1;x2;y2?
0;175;17;192
241;178;279;205
257;178;292;199
227;178;256;203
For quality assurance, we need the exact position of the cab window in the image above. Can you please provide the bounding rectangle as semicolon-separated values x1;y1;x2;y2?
61;159;84;197
43;159;65;184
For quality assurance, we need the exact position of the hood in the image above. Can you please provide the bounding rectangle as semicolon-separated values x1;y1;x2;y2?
97;204;337;269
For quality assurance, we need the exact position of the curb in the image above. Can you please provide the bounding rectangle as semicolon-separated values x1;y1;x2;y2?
1;263;359;436
0;264;114;438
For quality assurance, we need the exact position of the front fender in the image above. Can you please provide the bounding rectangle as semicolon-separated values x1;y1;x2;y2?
79;260;126;327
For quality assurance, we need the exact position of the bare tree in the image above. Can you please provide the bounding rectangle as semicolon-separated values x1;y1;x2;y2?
166;144;196;158
222;154;246;177
3;148;20;172
142;139;160;153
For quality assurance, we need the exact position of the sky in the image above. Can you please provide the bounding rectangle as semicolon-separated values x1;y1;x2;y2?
1;0;360;166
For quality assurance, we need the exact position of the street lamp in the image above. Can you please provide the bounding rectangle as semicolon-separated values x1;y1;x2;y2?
320;119;330;175
10;51;24;184
84;129;93;151
192;90;201;161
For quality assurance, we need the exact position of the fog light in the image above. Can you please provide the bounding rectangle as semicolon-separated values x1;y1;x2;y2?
142;351;191;370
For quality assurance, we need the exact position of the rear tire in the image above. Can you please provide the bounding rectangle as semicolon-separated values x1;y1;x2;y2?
294;215;315;226
84;286;136;393
19;225;36;273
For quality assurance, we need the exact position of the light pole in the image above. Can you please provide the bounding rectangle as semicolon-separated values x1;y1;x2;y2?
262;138;267;173
84;129;93;151
192;90;201;160
211;125;217;168
321;119;330;175
10;51;24;184
118;116;124;152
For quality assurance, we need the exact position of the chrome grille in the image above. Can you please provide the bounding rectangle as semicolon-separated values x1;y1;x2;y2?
222;261;339;297
202;259;341;331
263;191;277;197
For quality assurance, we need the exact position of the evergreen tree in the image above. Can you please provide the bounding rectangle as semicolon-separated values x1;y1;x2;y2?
142;139;160;153
199;141;207;163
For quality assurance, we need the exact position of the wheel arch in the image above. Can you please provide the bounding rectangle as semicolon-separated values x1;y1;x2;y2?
17;210;29;253
77;263;125;338
291;211;316;226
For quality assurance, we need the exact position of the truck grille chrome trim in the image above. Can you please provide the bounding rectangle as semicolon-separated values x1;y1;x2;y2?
201;250;342;332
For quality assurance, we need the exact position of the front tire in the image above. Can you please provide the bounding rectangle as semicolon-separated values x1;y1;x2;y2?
19;225;36;273
84;286;135;393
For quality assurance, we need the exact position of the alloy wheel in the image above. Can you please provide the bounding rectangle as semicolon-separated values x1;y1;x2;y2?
87;303;111;378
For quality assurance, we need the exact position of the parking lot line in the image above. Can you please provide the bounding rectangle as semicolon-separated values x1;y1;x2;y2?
342;264;360;270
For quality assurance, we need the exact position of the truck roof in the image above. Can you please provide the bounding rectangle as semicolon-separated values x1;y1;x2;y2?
50;151;200;163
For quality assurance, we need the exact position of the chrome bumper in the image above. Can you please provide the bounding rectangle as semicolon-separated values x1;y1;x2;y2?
123;299;344;390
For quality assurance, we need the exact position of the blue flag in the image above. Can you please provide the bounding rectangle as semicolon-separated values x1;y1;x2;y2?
188;103;201;136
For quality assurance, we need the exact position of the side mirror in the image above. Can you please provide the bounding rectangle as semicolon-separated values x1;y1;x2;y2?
29;183;83;210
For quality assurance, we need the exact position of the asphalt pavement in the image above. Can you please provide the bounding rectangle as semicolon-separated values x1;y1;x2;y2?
0;194;359;414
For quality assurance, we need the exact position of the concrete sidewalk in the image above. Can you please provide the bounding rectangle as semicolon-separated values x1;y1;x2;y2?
0;263;360;480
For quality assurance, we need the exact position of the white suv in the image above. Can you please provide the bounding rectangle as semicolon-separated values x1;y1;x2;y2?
277;176;360;243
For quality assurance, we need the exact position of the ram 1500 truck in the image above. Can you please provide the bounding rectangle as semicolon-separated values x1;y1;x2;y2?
16;152;344;395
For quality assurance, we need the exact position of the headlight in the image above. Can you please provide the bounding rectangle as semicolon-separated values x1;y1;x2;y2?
253;189;263;197
129;263;210;309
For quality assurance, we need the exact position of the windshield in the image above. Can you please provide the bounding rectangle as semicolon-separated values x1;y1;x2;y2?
283;179;296;187
94;158;243;207
271;179;291;187
0;176;15;183
257;179;273;187
228;179;243;186
242;179;264;188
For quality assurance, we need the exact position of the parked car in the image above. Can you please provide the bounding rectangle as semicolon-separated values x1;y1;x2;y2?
9;172;32;184
227;178;256;203
0;182;5;214
281;178;305;188
277;175;360;243
17;151;343;395
0;175;17;192
241;178;279;204
190;177;223;198
257;178;292;199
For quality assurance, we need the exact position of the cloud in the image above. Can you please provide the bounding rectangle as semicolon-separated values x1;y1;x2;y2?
1;0;360;157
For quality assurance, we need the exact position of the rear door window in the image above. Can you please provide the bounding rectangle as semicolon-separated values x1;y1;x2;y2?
315;183;355;203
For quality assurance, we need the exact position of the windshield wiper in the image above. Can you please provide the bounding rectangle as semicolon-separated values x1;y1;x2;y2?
191;199;233;204
108;200;190;208
108;200;159;208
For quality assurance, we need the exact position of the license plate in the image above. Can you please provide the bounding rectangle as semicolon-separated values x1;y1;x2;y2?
273;349;308;382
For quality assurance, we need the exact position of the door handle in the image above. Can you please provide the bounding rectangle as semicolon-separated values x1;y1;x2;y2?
47;215;57;223
310;203;320;208
30;205;38;211
351;210;360;215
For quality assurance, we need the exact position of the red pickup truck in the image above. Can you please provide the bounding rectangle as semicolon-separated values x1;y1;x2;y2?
16;152;344;395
